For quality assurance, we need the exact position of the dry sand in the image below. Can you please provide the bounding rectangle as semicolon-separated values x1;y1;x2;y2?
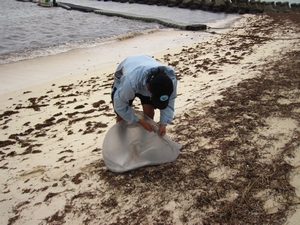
0;13;300;225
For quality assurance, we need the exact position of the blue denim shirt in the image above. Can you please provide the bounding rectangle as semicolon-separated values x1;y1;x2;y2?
112;54;177;125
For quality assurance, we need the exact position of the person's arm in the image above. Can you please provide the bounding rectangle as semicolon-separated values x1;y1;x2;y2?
159;74;177;136
159;78;177;124
158;94;175;136
113;78;138;123
158;102;174;136
158;124;166;137
138;119;154;132
114;78;154;132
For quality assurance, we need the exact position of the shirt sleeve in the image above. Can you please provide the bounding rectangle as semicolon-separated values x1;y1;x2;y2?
113;77;139;123
159;78;177;125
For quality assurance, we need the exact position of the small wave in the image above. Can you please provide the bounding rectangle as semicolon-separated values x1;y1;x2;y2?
116;28;162;41
0;28;162;65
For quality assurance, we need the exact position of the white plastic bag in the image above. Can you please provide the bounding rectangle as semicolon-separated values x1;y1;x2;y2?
102;112;181;173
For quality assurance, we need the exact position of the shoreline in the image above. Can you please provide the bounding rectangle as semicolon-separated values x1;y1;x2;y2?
0;12;241;96
0;29;212;96
1;13;300;224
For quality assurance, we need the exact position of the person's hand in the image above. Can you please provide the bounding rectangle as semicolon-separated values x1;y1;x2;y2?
158;124;166;137
138;119;154;132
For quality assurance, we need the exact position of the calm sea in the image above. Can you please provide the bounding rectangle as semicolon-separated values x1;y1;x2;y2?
0;0;298;65
0;0;236;65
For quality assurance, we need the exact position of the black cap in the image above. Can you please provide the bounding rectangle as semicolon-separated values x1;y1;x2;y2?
147;67;173;110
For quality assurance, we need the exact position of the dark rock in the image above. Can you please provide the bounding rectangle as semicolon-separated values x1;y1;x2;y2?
178;0;191;8
249;0;264;14
201;0;214;11
185;24;207;30
190;0;202;10
264;2;278;13
212;0;226;12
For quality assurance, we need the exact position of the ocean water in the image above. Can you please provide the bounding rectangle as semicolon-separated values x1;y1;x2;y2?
1;0;297;65
0;0;235;65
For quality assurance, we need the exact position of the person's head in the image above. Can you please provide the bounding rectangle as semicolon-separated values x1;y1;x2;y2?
146;67;173;110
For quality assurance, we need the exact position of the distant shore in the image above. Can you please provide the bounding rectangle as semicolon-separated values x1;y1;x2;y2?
51;0;300;14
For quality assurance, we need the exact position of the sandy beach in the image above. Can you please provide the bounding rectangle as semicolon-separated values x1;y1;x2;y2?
1;12;300;225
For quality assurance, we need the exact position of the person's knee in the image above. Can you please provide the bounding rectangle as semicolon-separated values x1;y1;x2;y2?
145;110;154;119
143;105;155;119
116;115;122;122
